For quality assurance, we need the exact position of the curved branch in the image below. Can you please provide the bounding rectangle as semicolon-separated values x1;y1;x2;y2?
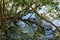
33;10;60;33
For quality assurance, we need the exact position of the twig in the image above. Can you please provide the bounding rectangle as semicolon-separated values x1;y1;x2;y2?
33;10;60;33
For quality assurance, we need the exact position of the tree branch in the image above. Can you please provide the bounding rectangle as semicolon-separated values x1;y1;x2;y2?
33;10;60;33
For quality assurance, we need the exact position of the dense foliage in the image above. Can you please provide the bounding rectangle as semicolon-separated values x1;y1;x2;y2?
0;0;60;40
